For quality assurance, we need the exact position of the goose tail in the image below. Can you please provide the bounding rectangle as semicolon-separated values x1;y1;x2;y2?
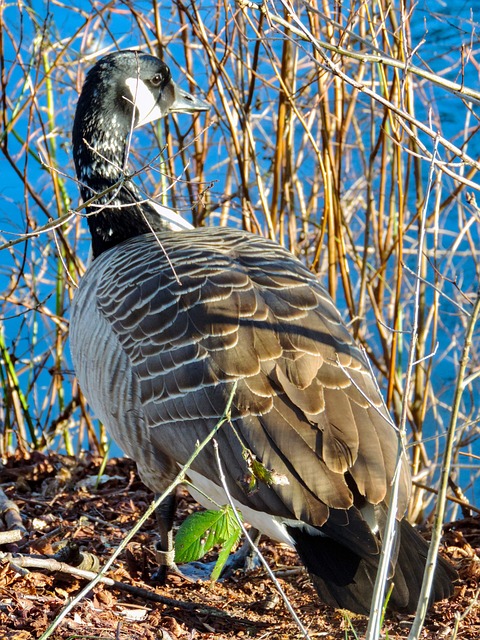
287;518;456;615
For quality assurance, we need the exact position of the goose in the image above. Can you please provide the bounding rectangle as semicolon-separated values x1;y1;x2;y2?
69;49;456;615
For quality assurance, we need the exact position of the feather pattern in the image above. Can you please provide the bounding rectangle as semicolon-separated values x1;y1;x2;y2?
71;227;410;526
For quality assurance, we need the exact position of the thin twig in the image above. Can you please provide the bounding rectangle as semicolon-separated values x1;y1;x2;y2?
212;439;312;640
366;135;440;640
1;552;260;626
408;292;480;638
38;383;237;640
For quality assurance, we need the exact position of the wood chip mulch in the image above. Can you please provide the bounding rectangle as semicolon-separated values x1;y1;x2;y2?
0;451;478;639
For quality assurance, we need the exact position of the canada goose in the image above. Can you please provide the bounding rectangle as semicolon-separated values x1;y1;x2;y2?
70;50;455;615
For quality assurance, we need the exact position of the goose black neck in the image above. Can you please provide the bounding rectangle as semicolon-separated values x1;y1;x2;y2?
72;71;165;258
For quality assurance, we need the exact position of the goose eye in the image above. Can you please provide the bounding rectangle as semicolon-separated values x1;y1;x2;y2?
150;73;163;87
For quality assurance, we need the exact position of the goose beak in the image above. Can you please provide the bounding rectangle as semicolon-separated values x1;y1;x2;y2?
168;81;210;114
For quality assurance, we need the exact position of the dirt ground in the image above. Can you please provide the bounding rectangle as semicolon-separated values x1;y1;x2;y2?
0;452;478;639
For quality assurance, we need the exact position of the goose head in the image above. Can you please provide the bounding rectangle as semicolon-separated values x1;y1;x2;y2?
72;50;209;256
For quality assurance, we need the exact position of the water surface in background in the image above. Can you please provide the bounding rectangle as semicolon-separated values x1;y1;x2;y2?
0;1;479;510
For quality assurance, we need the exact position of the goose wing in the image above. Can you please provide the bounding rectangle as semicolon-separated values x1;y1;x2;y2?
71;227;410;532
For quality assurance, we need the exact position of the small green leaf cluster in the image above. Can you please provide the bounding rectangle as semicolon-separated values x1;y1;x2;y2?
174;505;242;581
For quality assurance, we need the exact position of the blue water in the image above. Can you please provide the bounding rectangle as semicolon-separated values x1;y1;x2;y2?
1;1;479;513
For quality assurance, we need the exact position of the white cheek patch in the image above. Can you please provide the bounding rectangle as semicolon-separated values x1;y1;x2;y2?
148;199;195;231
125;77;163;128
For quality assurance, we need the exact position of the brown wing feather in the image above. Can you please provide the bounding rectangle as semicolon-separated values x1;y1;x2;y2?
93;227;410;523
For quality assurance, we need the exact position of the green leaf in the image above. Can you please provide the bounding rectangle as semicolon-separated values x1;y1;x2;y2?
210;530;242;582
174;505;242;564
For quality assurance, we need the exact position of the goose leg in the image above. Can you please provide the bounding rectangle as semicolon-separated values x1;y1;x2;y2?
152;491;216;582
152;492;177;582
